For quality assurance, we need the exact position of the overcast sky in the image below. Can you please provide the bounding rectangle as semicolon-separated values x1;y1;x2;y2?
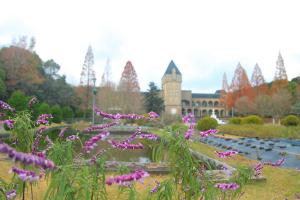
0;0;299;93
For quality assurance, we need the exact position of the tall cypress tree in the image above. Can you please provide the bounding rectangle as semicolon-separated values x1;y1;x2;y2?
144;82;164;114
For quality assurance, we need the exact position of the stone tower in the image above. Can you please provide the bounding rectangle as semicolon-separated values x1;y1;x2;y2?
162;60;182;116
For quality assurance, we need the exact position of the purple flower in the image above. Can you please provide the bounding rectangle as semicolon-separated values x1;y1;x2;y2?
215;150;238;158
36;114;53;125
89;149;106;164
85;121;119;132
32;134;42;153
6;189;16;199
0;100;15;112
263;158;285;167
150;181;160;193
0;143;55;170
94;107;159;121
108;140;144;150
106;170;149;186
11;167;41;182
32;127;47;154
44;136;53;153
199;129;218;137
84;131;110;153
58;127;68;138
121;127;142;143
182;113;196;140
139;133;159;140
148;111;159;120
66;135;80;141
28;96;38;108
215;183;239;191
36;127;47;135
3;119;14;129
254;162;263;176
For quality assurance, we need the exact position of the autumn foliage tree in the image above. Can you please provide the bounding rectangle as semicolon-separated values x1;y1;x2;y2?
0;46;44;94
227;63;254;109
118;61;144;113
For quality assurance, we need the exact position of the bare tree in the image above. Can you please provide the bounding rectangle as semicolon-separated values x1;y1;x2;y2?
271;52;288;94
270;89;292;124
234;96;254;116
79;46;96;117
253;95;272;117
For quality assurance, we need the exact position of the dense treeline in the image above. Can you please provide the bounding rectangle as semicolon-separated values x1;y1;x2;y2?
0;37;82;122
221;54;300;123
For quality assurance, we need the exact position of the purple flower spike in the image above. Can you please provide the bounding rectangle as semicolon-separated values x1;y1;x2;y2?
106;170;149;186
3;119;14;129
32;127;48;154
66;135;80;141
36;114;53;125
139;133;159;140
11;167;41;182
58;127;68;138
6;189;16;199
44;136;53;153
215;183;239;191
85;121;119;132
28;96;38;108
263;158;285;167
182;113;196;140
0;100;15;112
150;181;160;193
108;140;144;150
84;131;110;153
94;107;159;121
122;127;141;143
254;162;263;176
0;143;55;170
199;129;218;137
215;150;238;158
148;111;159;120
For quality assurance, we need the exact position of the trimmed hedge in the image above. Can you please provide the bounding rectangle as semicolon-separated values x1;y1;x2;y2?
241;115;263;125
197;117;218;131
281;115;300;126
228;117;242;125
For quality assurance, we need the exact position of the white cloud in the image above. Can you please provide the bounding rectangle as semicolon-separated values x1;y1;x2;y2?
0;0;300;92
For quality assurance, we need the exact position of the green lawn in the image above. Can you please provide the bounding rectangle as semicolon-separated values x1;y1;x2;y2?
188;141;300;200
218;124;300;139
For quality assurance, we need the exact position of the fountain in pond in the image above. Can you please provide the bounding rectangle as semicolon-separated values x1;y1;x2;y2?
210;109;226;124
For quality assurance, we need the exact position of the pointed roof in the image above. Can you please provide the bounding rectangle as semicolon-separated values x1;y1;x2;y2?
163;60;182;76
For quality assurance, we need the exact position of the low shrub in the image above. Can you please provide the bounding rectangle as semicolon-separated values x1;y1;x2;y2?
228;117;242;125
281;115;300;126
197;117;218;131
241;115;263;125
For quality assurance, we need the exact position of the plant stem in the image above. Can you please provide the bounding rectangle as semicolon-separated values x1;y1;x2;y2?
22;182;26;200
30;183;33;200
